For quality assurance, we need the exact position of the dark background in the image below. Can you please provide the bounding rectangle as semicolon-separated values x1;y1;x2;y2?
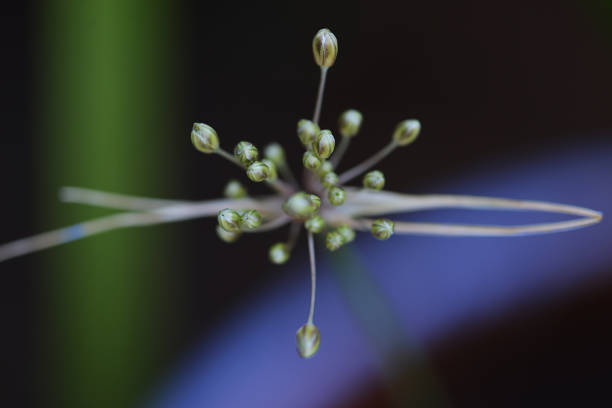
1;1;611;407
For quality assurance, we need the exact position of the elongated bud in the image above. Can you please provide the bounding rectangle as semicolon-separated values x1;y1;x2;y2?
321;171;338;188
312;28;338;68
363;170;385;190
297;119;320;147
338;110;363;138
303;151;322;170
218;208;242;232
336;225;355;243
371;218;395;240
317;160;333;177
392;119;421;146
328;186;346;206
325;230;344;251
223;179;247;199
262;159;278;180
264;143;286;166
246;161;270;182
282;192;320;219
269;242;290;264
216;224;241;243
305;215;325;233
314;129;335;159
234;141;259;166
191;123;219;153
240;209;262;230
296;323;321;358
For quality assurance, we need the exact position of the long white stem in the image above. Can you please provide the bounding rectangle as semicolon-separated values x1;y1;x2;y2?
313;67;328;125
306;231;317;325
59;186;190;210
337;142;397;184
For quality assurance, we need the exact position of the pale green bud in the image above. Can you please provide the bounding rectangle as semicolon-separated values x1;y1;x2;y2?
240;209;262;230
191;123;219;153
363;170;385;190
305;215;325;233
312;28;338;68
392;119;421;146
336;225;355;243
317;160;333;177
263;143;286;166
325;230;344;251
216;224;241;243
269;242;290;264
296;323;321;358
218;208;242;232
328;186;346;206
223;179;247;199
262;159;278;180
338;109;363;138
309;194;321;211
246;161;270;182
303;151;322;170
321;171;338;188
282;192;320;219
314;129;335;159
234;141;259;166
371;218;394;240
297;119;320;147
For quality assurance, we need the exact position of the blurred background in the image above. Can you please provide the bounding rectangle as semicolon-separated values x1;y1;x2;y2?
1;1;611;407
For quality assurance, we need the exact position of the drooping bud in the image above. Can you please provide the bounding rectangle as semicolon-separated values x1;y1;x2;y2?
328;186;346;206
314;129;335;159
336;225;355;243
317;160;333;177
269;242;290;264
240;209;262;230
282;192;320;219
264;143;286;166
303;151;322;170
297;119;320;147
312;28;338;68
262;159;278;180
191;123;219;153
223;179;247;199
296;323;321;358
321;171;338;188
217;208;242;232
363;170;385;190
325;230;344;251
234;141;259;166
216;224;241;243
246;161;270;182
338;110;363;138
371;218;395;240
305;215;325;233
392;119;421;146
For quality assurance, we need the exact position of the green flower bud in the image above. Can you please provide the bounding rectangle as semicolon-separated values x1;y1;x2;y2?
297;119;320;147
371;218;395;240
246;161;270;182
217;208;242;232
303;151;322;170
305;215;325;233
282;192;320;219
336;225;355;243
191;123;219;153
321;171;338;188
338;109;363;138
269;242;290;264
325;230;344;251
216;224;241;243
223;179;247;199
314;129;335;159
317;160;333;177
296;322;321;358
328;186;346;206
234;141;259;166
240;209;262;230
363;170;385;190
263;143;285;166
262;159;278;180
312;28;338;68
392;119;421;146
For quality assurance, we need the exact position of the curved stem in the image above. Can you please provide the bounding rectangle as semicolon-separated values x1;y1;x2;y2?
337;141;397;184
306;231;317;325
313;67;328;125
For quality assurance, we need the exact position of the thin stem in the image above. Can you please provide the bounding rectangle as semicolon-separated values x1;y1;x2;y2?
59;186;189;210
279;163;299;187
286;221;301;250
306;231;317;325
337;141;397;184
312;67;328;125
330;136;351;169
215;148;243;167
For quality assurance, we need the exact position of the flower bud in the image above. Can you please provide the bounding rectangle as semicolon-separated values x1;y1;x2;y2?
325;230;344;251
264;143;286;166
371;218;394;240
338;110;363;138
262;159;278;180
217;208;242;232
216;224;241;243
336;225;355;243
392;119;421;146
191;123;219;153
312;28;338;68
282;192;320;219
303;151;322;170
296;323;321;358
240;209;262;230
321;171;338;188
317;160;333;177
246;161;270;182
363;170;385;190
297;119;320;147
234;141;259;166
328;186;346;206
305;215;325;233
269;242;290;264
309;194;321;211
223;179;247;199
314;129;335;159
